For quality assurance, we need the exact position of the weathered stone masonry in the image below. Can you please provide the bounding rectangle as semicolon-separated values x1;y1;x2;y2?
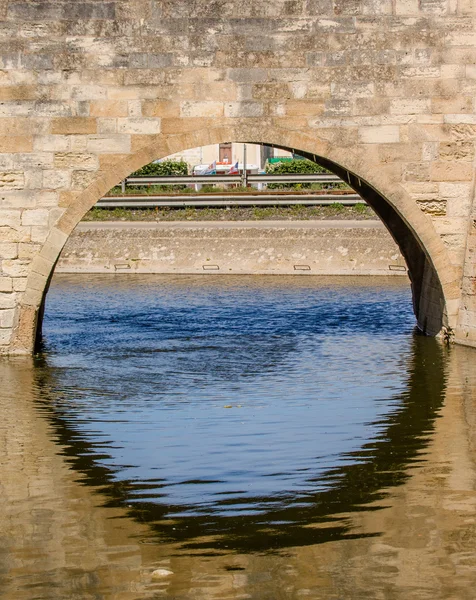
0;0;476;353
56;221;407;276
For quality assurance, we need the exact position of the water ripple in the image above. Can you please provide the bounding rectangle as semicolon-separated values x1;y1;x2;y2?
33;274;445;551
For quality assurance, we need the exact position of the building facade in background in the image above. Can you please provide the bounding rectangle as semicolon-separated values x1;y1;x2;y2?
165;144;292;170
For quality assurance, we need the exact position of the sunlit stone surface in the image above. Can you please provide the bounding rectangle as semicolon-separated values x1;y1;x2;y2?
0;1;476;351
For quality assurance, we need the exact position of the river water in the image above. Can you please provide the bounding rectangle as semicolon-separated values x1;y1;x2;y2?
1;274;476;599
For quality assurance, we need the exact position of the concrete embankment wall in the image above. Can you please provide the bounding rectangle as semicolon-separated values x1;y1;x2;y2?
56;220;408;276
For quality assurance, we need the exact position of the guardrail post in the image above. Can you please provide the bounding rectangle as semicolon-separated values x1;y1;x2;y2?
121;179;126;193
242;144;248;188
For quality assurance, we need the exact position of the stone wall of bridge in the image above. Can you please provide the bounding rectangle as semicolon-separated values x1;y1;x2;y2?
55;220;407;276
0;0;475;352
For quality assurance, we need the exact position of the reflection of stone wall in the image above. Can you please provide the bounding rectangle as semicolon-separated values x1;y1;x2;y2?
57;221;407;276
0;361;154;599
2;346;476;598
353;345;476;597
304;344;476;599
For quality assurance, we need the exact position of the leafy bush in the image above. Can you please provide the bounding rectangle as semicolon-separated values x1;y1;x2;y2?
109;160;189;194
266;158;329;175
266;158;330;189
130;160;189;178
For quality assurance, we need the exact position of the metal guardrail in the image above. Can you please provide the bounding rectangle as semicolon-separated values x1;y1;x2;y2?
99;174;361;209
124;174;342;185
98;194;363;208
249;174;342;183
126;175;241;185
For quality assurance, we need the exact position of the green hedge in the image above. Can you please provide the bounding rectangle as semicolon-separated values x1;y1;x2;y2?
265;158;330;189
109;160;189;194
130;160;189;178
266;158;328;175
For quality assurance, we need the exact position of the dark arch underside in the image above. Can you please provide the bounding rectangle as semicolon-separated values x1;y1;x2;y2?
255;142;445;336
33;140;446;352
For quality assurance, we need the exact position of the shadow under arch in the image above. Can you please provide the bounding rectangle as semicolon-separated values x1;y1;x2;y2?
261;141;447;337
31;334;447;554
12;122;460;353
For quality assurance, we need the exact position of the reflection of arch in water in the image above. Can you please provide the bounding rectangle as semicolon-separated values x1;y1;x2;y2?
13;124;460;353
33;335;447;554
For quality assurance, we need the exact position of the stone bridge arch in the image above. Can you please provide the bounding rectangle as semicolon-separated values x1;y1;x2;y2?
1;0;476;354
10;122;460;353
